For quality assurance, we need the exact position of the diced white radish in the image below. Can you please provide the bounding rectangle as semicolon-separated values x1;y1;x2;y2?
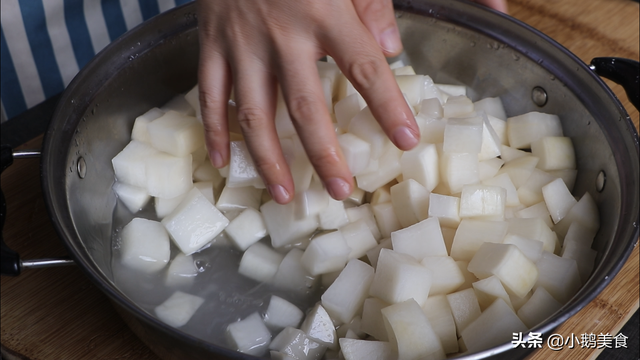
301;231;350;276
427;193;461;228
226;312;272;356
269;327;326;360
553;192;599;239
155;192;188;219
478;158;505;181
542;178;578;223
365;238;393;269
496;155;539;189
120;218;170;273
535;251;581;303
459;184;506;219
370;184;393;205
472;275;513;311
400;143;439;192
131;107;165;143
147;110;204;157
261;200;319;248
422;76;445;104
216;185;262;212
443;115;483;154
507;112;563;149
507;218;556;253
473;97;506;120
516;286;563;328
340;339;396;360
192;160;225;192
503;233;544;263
191;146;207;170
531;136;575;171
238;242;284;283
274;92;297;139
460;299;527;353
372;203;402;239
113;181;150;213
162;188;229;255
334;94;361;131
348;107;389;159
437;84;466;97
468;242;538;298
193;181;215;204
322;259;375;324
369;249;432;306
318;198;350;230
421;295;458;354
420;256;465;295
161;94;196;116
515;202;553;228
355;143;403;192
164;253;198;287
300;303;338;350
500;145;531;163
339;219;378;260
227;141;264;188
416;115;447;144
112;141;158;188
360;297;391;341
294;180;330;219
281;136;314;193
454;260;479;291
440;152;479;194
345;204;382;241
392;64;415;75
418;98;443;118
264;295;304;331
338;133;371;176
483;173;519;207
155;291;204;328
317;61;342;97
561;242;597;283
516;168;557;207
184;85;200;120
381;299;446;360
391;217;447;260
446;288;482;333
225;207;268;251
450;219;508;261
487;114;508;145
273;248;318;294
479;114;502;160
395;75;428;106
390;179;430;227
347;187;366;206
145;151;193;199
443;95;474;118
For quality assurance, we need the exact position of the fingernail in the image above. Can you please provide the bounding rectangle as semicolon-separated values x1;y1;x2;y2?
210;150;223;168
325;177;352;200
392;126;420;150
268;184;291;204
379;27;402;54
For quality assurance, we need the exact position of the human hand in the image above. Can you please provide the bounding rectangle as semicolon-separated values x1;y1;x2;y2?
197;0;420;204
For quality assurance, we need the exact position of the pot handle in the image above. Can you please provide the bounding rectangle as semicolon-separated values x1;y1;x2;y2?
1;145;74;276
590;57;640;111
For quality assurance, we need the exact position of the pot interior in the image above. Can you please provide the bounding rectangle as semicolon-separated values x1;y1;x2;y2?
41;1;639;359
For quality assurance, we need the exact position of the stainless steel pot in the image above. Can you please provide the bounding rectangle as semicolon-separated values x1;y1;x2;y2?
2;1;638;359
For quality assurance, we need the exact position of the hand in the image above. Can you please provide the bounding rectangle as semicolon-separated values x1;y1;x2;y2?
197;0;420;204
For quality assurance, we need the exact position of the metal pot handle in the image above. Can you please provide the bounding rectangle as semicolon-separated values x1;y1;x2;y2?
590;57;640;111
1;145;74;276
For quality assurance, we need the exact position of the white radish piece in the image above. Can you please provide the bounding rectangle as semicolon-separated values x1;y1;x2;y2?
147;110;204;156
113;181;150;213
460;299;527;353
238;242;284;283
225;207;268;251
155;291;204;328
300;303;338;350
391;217;447;260
340;339;397;360
264;295;304;331
120;218;170;273
226;312;272;356
369;249;432;306
321;259;374;324
300;231;350;276
164;253;198;287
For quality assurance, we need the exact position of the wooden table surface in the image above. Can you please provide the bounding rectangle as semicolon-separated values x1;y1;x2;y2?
1;0;638;359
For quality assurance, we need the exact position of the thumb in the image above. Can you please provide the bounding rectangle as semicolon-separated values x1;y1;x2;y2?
351;0;403;57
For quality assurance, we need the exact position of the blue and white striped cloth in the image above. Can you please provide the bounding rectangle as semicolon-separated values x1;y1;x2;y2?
1;0;192;122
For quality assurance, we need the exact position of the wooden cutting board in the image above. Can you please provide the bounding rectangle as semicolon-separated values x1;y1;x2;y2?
1;0;638;359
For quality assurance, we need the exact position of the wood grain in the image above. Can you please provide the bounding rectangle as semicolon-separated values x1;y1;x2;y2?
1;0;638;359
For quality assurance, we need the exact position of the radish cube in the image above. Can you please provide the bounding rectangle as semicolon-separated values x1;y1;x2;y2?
261;200;319;248
478;158;505;181
216;185;262;212
542;178;578;223
112;141;158;188
553;192;600;239
273;249;318;294
348;107;388;159
270;327;326;360
421;295;458;354
459;184;506;219
396;75;426;106
184;85;200;120
160;94;196;116
238;242;284;283
479;114;502;160
365;238;393;269
155;192;188;219
531;136;576;171
468;242;538;298
228;141;263;188
281;136;314;193
369;249;432;306
515;202;553;228
192;160;224;189
300;303;338;350
301;231;350;276
131;107;164;143
516;286;563;328
294;180;330;219
473;97;506;120
155;291;204;328
487;114;508;145
381;299;446;360
443;95;474;118
460;299;527;353
507;218;556;253
322;259;375;324
443;115;483;154
340;339;396;360
500;145;531;163
561;239;597;283
507;112;563;149
401;143;440;192
496;155;539;189
264;295;304;331
472;276;513;311
164;253;198;287
372;203;402;239
346;204;382;241
419;97;444;118
226;312;272;356
162;188;230;255
225;207;268;251
355;143;402;192
361;297;391;341
503;233;544;263
335;93;361;130
446;288;482;333
440;152;479;194
120;218;170;273
371;184;392;205
193;181;215;204
482;173;519;207
318;198;350;230
391;217;448;260
416;115;447;143
390;179;430;228
338;133;371;176
450;219;508;261
455;260;479;291
535;252;581;304
147;110;204;157
428;193;461;228
339;219;378;260
516;169;557;207
113;182;150;213
421;256;465;295
145;151;193;199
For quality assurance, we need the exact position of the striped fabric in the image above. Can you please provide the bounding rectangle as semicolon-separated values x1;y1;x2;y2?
1;0;193;122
